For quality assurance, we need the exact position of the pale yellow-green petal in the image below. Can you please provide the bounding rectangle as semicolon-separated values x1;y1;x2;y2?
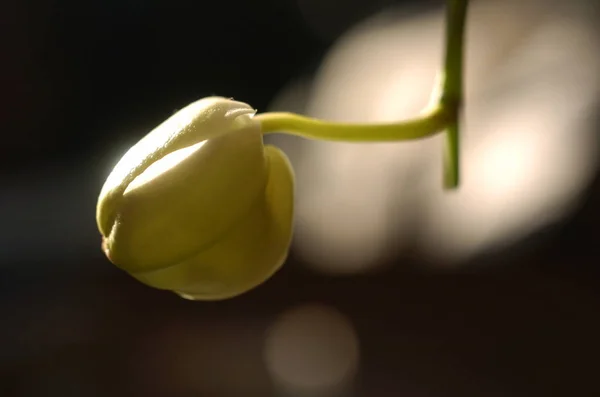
129;145;295;300
104;116;266;272
97;97;257;238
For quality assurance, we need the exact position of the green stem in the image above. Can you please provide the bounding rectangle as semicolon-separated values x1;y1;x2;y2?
440;0;468;188
255;0;468;188
256;106;452;142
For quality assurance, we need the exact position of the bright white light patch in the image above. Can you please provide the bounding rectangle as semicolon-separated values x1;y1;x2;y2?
275;0;600;270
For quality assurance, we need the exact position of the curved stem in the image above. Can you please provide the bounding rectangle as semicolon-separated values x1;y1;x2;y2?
256;106;452;142
255;0;468;188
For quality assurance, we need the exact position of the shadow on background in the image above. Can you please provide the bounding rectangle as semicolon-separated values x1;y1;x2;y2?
1;0;599;396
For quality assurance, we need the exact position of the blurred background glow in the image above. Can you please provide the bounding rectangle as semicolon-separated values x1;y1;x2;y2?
264;303;360;396
267;0;600;271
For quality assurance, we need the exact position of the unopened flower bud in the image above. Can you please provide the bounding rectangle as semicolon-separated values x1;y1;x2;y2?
96;97;294;300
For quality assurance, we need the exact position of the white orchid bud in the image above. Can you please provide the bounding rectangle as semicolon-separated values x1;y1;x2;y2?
96;97;294;300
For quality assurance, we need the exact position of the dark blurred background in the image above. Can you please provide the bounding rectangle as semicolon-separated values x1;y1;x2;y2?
1;0;600;396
